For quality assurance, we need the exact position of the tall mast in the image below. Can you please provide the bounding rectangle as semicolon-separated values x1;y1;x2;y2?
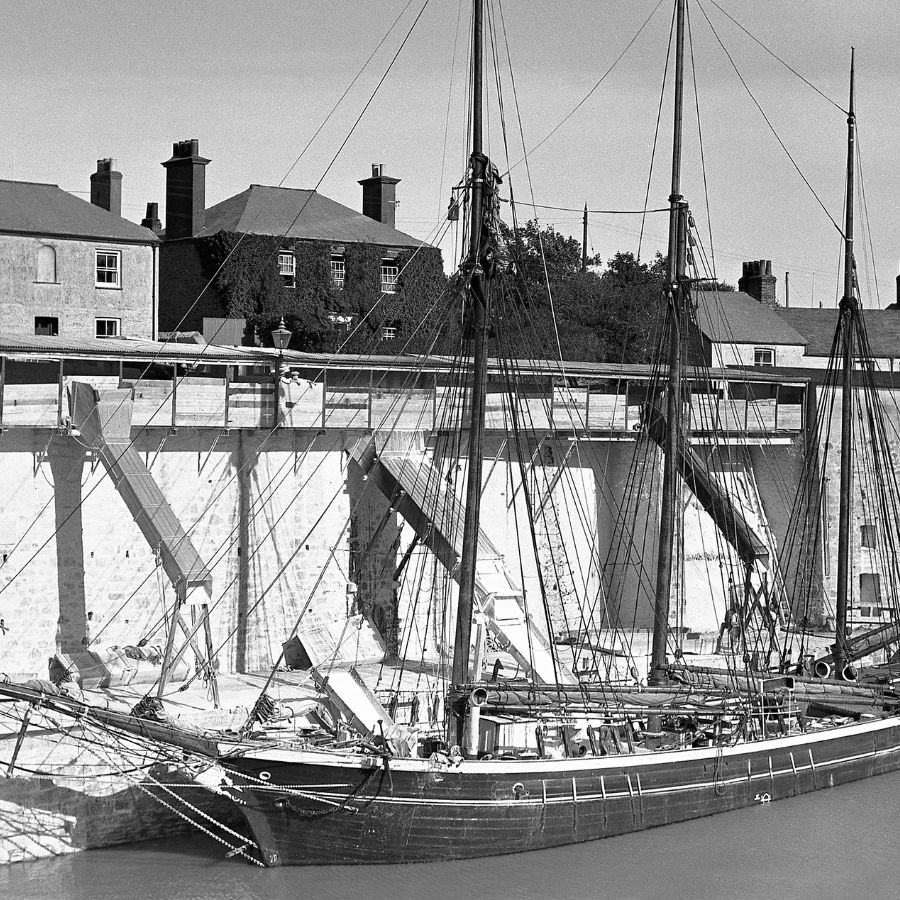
452;0;492;687
833;49;856;679
649;0;689;685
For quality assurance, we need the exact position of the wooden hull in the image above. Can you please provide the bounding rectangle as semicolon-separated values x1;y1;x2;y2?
220;716;900;866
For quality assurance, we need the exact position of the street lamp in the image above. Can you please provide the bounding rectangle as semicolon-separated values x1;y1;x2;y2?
271;316;291;356
271;317;292;425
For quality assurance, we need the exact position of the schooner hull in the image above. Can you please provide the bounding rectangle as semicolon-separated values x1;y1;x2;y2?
223;715;900;866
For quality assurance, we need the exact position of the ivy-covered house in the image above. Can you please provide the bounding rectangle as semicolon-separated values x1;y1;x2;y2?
157;141;446;352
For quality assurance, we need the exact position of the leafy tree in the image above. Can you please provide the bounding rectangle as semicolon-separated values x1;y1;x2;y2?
497;221;666;363
500;219;599;286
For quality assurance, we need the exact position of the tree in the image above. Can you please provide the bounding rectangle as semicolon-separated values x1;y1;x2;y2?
500;219;599;286
498;221;666;364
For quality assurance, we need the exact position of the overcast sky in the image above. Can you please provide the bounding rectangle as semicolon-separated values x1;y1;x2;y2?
3;1;899;307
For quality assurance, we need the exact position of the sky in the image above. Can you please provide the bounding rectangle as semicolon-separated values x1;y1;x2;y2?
3;0;900;308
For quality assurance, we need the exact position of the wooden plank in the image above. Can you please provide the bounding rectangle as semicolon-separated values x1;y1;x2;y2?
324;390;369;428
747;399;777;432
124;380;174;427
174;379;227;427
371;387;433;431
282;380;324;428
1;383;60;426
552;386;588;431
588;390;627;431
227;381;275;428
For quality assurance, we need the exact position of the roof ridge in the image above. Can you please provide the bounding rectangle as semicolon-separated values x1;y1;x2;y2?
249;183;317;193
0;178;60;188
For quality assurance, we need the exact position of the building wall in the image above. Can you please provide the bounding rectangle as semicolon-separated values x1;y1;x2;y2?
158;240;223;334
0;234;156;340
707;339;808;369
0;428;364;680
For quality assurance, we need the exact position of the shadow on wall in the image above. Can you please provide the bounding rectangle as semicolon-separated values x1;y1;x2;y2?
49;438;88;657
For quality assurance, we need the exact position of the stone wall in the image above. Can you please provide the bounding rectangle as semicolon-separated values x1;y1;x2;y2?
0;234;156;340
0;427;377;680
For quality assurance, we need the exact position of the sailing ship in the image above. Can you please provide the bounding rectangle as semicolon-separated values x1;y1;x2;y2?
4;0;900;867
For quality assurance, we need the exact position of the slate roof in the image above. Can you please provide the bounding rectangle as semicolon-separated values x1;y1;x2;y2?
0;180;157;243
777;308;900;359
694;290;807;346
196;184;423;247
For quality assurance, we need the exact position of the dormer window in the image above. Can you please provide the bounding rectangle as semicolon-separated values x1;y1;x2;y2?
380;260;398;294
331;255;345;288
278;251;295;287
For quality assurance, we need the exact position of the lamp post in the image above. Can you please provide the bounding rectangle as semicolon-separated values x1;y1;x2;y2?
271;317;291;425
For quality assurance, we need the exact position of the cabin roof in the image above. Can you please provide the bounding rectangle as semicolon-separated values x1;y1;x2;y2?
694;291;807;346
776;308;900;359
197;184;424;248
0;180;158;244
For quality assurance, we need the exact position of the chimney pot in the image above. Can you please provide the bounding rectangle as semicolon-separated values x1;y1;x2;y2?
738;258;777;308
141;201;162;233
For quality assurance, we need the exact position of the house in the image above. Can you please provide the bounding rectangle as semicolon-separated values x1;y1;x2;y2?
777;308;900;372
694;258;900;373
693;287;808;369
0;160;159;340
156;141;443;349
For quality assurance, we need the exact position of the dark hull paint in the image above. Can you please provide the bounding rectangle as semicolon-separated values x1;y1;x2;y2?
222;717;900;866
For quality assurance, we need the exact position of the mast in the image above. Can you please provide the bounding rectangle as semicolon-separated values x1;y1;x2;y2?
833;49;856;679
582;203;588;273
649;0;689;685
452;0;492;687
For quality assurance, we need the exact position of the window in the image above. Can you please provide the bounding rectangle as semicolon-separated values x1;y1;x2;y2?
95;250;121;287
34;316;59;336
860;573;881;606
95;317;120;338
380;260;398;294
381;324;397;341
753;347;774;367
278;251;295;287
327;312;354;333
861;521;877;549
331;255;345;288
36;245;57;283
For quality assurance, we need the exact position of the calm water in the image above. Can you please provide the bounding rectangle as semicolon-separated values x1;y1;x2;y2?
4;770;900;900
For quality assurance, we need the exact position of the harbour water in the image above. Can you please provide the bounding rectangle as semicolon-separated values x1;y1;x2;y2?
4;770;900;900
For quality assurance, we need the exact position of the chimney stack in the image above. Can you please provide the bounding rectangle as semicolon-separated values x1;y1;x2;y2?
738;259;777;308
162;139;210;239
359;163;400;230
141;202;162;233
90;158;122;217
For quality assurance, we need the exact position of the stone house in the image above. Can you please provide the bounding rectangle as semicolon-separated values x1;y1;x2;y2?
0;161;159;340
692;261;808;369
156;140;439;346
